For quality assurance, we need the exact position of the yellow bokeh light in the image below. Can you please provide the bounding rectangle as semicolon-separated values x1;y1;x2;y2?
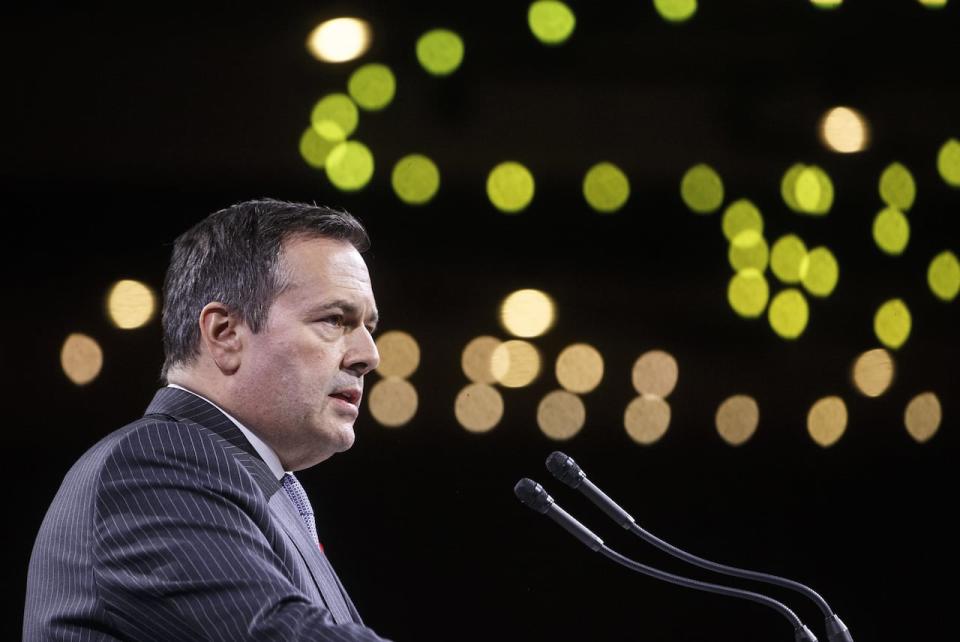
368;377;418;428
392;154;440;205
491;340;541;388
416;29;465;76
528;1;577;45
879;162;916;211
937;138;960;187
555;343;604;394
781;163;805;212
928;250;960;301
583;162;630;213
537;390;586;440
61;333;103;386
348;63;396;111
874;299;911;349
500;289;555;338
462;336;501;384
872;207;910;255
819;106;869;153
851;348;894;397
455;383;504;433
794;165;834;215
631;350;678;398
299;126;336;169
715;395;759;446
375;331;420;378
654;0;698;23
487;161;535;213
918;0;948;6
770;234;808;284
325;141;374;191
768;288;809;339
799;246;839;297
807;396;848;448
680;163;724;214
306;18;372;63
624;395;671;445
904;392;942;443
728;230;769;273
722;199;763;242
106;279;156;329
310;93;359;142
811;0;843;7
727;268;769;318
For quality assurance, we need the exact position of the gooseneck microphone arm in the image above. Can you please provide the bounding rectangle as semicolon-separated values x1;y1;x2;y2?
514;479;819;642
544;452;853;642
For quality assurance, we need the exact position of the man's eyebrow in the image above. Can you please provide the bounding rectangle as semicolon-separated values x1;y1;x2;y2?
311;300;379;326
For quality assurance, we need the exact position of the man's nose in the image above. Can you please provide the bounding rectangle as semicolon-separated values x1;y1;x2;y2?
343;327;380;376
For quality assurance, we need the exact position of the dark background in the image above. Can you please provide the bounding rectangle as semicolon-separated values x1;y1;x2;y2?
3;1;958;640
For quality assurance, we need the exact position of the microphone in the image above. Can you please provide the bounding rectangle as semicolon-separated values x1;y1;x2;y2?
514;479;818;642
545;452;853;642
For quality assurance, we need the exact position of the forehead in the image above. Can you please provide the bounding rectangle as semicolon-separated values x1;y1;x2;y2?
278;235;375;306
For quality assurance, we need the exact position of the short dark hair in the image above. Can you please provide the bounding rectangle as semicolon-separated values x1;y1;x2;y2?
160;198;370;381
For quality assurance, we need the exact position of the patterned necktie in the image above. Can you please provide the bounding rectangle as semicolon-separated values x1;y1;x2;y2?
281;472;322;550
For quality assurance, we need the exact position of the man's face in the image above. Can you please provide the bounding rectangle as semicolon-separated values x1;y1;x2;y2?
233;236;380;470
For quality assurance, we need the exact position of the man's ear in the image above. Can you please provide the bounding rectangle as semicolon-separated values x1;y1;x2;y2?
198;301;243;374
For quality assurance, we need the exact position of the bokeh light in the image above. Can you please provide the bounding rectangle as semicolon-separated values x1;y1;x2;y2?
918;0;948;7
771;234;808;284
537;390;586;440
937;138;960;187
680;163;724;214
852;348;894;397
325;140;374;191
819;106;869;153
631;350;678;398
306;18;372;63
368;377;418;427
455;383;504;433
879;162;916;211
874;298;911;350
654;0;698;23
416;29;465;76
927;251;960;301
722;199;763;242
807;396;848;448
500;289;555;338
727;268;769;318
462;336;501;384
491;340;541;388
781;163;804;212
487;161;535;213
728;230;769;273
799;246;839;297
299;126;336;169
715;395;759;446
348;63;396;111
528;1;577;45
624;395;671;445
810;0;843;8
106;279;156;329
61;333;103;386
583;162;630;213
310;93;359;142
375;331;420;378
392;154;440;205
768;288;809;339
555;343;604;394
904;392;942;443
872;207;910;255
794;165;834;215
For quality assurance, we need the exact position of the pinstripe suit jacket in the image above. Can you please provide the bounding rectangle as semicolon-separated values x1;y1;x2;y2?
24;387;392;641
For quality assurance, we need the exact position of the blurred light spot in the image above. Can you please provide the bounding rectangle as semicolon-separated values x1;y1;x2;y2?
310;94;358;142
61;333;103;386
799;246;839;297
781;163;805;212
491;340;541;388
583;162;630;213
462;336;501;384
392;154;440;205
624;395;671;445
375;331;420;378
631;350;678;397
416;29;464;76
727;268;769;318
555;343;604;394
872;207;910;255
819;106;869;153
905;392;941;443
299;126;336;169
794;165;834;215
728;230;769;272
348;63;396;111
852;348;894;397
455;383;504;433
770;234;808;284
654;0;698;23
500;289;555;338
325;140;374;191
937;138;960;187
722;199;763;242
680;163;723;214
528;1;576;45
487;161;535;213
918;0;948;9
807;396;848;448
107;280;156;329
768;288;809;339
874;299;911;349
879;162;916;211
811;0;843;8
537;390;586;440
928;250;960;301
368;378;417;427
306;18;371;63
715;395;759;446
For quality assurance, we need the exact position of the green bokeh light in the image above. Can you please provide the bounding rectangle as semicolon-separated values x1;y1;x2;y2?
487;161;535;213
528;1;576;45
811;0;843;9
348;63;397;111
937;139;960;187
781;163;805;212
299;126;336;169
310;93;359;142
416;29;465;76
928;250;960;301
654;0;698;23
794;165;833;215
771;234;808;284
873;207;910;255
918;0;948;9
325;140;374;191
879;162;916;211
800;246;839;297
680;164;723;214
391;154;440;205
583;162;630;213
768;289;809;340
728;269;769;318
874;299;911;350
728;231;769;273
722;199;763;242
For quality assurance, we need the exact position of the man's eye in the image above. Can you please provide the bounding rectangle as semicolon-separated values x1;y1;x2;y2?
320;315;344;327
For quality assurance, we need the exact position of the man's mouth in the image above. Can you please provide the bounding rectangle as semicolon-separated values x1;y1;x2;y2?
329;388;361;406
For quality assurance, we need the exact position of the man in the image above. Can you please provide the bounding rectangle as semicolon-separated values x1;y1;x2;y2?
24;199;392;641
